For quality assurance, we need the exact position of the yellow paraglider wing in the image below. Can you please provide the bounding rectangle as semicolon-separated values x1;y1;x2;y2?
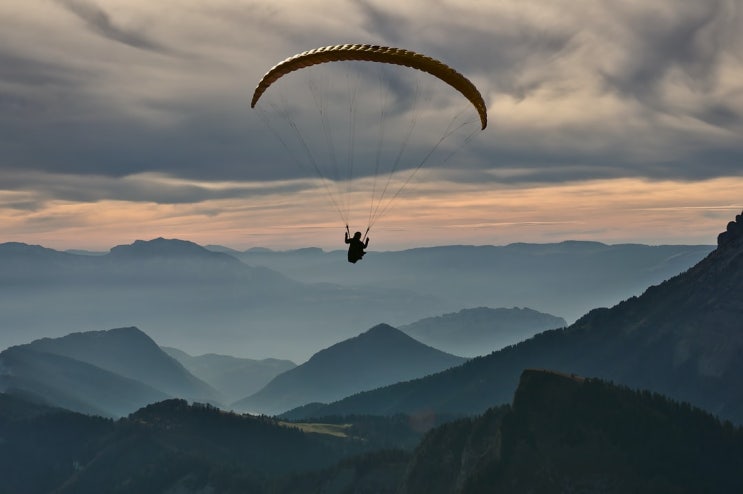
251;44;487;130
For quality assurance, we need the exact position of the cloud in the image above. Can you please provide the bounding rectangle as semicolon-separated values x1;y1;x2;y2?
0;0;741;248
53;0;170;53
596;2;734;97
0;170;313;209
356;0;409;45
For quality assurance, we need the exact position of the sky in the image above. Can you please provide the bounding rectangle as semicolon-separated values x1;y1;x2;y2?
1;0;742;251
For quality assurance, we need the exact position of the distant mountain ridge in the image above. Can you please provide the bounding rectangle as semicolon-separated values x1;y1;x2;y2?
225;240;714;323
1;237;713;362
109;237;238;263
24;327;218;401
0;345;167;417
400;307;566;357
232;324;467;415
0;241;75;259
0;238;445;360
398;369;743;494
284;210;743;424
0;327;219;417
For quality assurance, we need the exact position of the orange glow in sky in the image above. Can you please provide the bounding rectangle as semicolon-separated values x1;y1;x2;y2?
2;176;740;251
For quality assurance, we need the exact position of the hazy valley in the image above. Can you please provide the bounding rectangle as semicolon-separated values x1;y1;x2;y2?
0;237;711;362
1;211;741;493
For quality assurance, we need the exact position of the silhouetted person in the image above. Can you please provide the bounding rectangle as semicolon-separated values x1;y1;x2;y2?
345;230;369;264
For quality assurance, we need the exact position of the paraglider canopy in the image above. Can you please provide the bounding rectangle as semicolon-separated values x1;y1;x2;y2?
251;44;487;237
252;44;487;130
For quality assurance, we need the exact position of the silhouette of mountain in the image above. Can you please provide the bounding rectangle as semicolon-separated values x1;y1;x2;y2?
0;241;76;261
5;369;743;492
284;211;743;424
0;238;239;278
0;242;85;283
0;394;423;494
23;327;219;402
0;326;226;416
274;370;743;493
108;237;237;261
232;324;467;415
162;347;296;403
399;369;743;493
400;307;566;357
0;345;167;417
101;238;284;286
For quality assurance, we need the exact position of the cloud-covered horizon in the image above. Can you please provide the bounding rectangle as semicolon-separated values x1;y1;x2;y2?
1;0;742;248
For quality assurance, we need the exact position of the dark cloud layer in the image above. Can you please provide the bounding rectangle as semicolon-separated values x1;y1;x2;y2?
0;0;741;208
54;0;170;53
601;2;731;96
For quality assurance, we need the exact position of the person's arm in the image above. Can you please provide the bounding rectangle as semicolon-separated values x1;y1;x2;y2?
345;231;351;244
364;237;369;248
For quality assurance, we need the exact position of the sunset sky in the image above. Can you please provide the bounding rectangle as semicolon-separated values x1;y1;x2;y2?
1;0;741;251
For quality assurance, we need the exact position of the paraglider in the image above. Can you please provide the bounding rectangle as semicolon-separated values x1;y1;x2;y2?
251;44;487;263
344;227;370;264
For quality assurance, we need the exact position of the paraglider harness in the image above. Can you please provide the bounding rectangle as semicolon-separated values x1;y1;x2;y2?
345;225;370;264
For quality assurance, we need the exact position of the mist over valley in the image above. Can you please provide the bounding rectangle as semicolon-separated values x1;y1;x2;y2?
0;237;711;362
2;211;742;493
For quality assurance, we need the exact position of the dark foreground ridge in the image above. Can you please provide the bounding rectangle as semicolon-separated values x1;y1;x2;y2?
718;211;743;248
7;368;742;493
398;369;743;494
0;394;422;493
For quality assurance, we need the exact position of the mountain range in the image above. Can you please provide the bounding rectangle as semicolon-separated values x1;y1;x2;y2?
0;238;441;362
20;327;217;400
231;324;466;415
1;321;469;418
283;210;743;424
0;237;711;361
216;240;713;323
